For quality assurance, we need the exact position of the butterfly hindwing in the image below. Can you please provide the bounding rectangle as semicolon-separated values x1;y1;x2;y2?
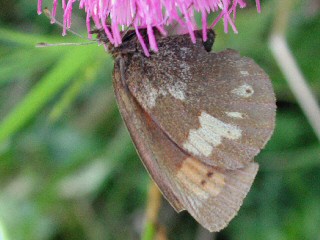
113;57;259;232
123;33;276;170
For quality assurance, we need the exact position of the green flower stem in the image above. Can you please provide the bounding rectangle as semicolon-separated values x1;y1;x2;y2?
141;181;163;240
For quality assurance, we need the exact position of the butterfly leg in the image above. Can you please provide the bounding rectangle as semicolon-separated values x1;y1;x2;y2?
194;29;216;52
203;29;215;52
115;56;128;88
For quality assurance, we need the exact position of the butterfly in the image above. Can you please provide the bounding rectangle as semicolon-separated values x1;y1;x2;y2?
92;28;276;232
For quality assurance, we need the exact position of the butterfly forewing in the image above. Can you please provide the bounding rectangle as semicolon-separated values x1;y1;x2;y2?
123;34;276;170
113;59;259;232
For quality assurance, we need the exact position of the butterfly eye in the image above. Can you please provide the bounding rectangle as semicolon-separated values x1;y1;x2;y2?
202;29;216;52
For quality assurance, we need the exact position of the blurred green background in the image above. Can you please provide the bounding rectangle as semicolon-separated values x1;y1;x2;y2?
0;0;319;239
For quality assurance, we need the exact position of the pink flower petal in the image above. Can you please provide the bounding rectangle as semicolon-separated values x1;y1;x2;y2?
38;0;261;55
37;0;42;15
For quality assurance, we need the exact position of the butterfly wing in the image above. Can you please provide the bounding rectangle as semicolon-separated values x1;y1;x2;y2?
124;34;276;170
113;58;259;232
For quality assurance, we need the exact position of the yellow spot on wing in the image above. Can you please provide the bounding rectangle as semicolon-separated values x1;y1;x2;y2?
177;158;226;200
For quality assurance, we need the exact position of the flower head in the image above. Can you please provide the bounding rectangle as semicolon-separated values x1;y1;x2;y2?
38;0;261;56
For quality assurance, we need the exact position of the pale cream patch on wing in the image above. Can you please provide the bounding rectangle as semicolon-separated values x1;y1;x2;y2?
176;157;226;200
231;84;254;98
145;87;165;109
225;111;244;119
136;78;187;109
183;112;242;157
240;70;249;76
167;81;187;101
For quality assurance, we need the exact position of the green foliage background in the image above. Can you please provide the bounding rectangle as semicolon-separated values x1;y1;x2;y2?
0;0;319;239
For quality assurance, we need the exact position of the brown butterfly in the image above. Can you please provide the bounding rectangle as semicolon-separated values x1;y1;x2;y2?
92;28;276;232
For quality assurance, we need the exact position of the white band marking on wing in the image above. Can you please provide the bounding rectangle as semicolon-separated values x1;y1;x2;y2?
183;112;242;157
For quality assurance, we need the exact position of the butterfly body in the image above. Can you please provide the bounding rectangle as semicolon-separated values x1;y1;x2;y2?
95;29;276;232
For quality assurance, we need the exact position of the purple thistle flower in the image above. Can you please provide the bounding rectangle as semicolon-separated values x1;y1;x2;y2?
38;0;261;56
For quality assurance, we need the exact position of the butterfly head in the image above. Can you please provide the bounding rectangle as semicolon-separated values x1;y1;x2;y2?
90;29;114;52
91;28;216;57
90;28;139;57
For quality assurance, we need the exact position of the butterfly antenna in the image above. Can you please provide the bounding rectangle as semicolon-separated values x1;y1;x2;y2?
43;7;84;39
37;8;100;48
36;42;96;48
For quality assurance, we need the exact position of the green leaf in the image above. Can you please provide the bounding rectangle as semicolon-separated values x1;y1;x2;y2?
0;45;99;144
141;222;156;240
0;49;60;86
